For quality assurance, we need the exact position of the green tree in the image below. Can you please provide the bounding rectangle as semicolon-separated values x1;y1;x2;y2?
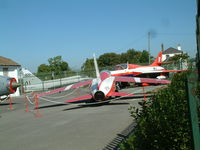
81;58;95;77
81;49;150;76
37;56;70;74
37;64;51;73
139;50;149;63
168;53;189;61
120;52;129;63
120;49;148;64
126;49;141;64
98;53;120;67
48;56;70;74
60;61;69;71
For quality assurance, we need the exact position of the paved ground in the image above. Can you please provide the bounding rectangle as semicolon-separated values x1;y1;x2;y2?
0;85;163;150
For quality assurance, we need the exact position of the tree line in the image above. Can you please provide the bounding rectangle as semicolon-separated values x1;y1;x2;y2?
37;49;150;76
37;48;190;78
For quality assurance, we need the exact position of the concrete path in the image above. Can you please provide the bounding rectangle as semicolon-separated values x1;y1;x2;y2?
0;85;163;150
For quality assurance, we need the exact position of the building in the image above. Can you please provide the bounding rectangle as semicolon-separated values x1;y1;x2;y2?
0;56;21;96
162;45;183;62
161;45;188;70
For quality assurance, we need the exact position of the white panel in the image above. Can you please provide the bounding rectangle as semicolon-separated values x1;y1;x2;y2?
134;78;141;83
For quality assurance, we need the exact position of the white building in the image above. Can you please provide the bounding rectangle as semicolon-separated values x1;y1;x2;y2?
0;56;21;96
162;46;183;62
161;45;188;70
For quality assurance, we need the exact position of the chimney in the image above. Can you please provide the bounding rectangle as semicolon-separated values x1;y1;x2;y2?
161;43;164;52
177;44;181;50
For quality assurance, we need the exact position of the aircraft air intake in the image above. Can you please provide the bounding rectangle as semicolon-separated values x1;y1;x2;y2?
10;78;21;93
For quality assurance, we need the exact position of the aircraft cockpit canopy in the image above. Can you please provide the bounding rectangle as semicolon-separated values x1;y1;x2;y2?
113;64;128;70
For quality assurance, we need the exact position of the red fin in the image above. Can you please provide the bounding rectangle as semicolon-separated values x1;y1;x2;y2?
151;51;162;66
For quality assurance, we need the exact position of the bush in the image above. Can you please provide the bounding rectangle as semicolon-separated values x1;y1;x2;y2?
120;72;195;150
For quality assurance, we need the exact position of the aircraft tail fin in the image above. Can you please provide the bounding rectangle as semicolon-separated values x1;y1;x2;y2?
93;53;100;79
151;51;163;66
20;68;42;85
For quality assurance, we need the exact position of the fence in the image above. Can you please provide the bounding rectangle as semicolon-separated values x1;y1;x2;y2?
186;71;200;150
19;60;194;94
20;71;91;93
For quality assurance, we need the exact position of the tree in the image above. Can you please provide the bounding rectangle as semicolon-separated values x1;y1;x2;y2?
47;56;70;74
81;48;151;76
168;53;189;61
37;56;70;74
60;61;69;72
81;58;95;77
98;53;120;68
120;49;148;64
37;64;51;73
139;50;149;63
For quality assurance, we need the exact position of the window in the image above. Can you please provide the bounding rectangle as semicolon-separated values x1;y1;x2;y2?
3;68;8;76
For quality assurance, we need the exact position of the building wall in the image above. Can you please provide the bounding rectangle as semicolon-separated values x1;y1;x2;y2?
162;53;182;62
0;66;21;96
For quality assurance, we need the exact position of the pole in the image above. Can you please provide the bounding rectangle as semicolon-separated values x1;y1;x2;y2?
148;32;151;64
34;95;43;117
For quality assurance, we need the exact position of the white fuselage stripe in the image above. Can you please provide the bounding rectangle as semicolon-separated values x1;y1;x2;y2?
134;78;141;83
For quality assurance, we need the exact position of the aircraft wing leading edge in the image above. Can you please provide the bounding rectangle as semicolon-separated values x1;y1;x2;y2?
114;76;171;84
64;94;93;103
37;79;93;97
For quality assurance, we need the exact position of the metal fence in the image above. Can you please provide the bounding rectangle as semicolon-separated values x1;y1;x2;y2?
20;71;92;93
19;60;194;94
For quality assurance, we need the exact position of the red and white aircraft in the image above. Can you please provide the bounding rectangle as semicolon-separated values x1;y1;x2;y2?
36;54;170;105
110;51;187;79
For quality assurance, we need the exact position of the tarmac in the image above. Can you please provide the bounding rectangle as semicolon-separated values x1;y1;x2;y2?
0;85;163;150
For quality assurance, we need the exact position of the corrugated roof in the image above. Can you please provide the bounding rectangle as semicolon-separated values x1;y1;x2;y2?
0;56;21;66
163;47;183;54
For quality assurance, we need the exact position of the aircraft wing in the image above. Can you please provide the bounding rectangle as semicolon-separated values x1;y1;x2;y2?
37;79;93;97
114;77;171;84
125;69;188;76
110;92;134;97
158;69;188;73
64;94;93;103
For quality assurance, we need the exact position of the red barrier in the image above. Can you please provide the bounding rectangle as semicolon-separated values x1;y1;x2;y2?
34;95;43;117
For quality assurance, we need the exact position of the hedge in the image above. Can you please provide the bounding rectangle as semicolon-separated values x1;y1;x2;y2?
120;71;199;150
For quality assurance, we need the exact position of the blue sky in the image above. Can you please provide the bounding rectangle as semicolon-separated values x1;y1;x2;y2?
0;0;197;72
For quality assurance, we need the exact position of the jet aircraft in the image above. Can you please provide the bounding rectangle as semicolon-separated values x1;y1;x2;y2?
36;54;170;105
110;51;187;79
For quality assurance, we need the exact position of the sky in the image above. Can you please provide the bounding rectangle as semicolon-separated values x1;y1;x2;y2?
0;0;197;72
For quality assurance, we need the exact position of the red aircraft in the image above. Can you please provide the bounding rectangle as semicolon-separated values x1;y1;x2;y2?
36;54;170;105
110;51;187;79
